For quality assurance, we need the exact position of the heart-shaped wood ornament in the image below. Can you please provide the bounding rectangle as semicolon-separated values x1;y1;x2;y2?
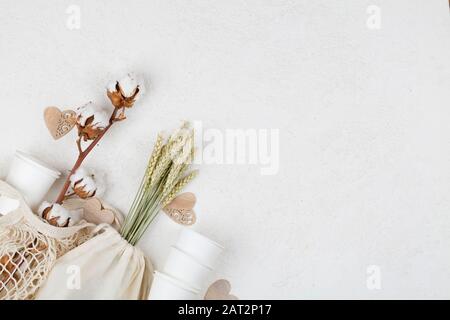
44;106;76;140
83;198;115;225
204;279;239;300
163;192;197;226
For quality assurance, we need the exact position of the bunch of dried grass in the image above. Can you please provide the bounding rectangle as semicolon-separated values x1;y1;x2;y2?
120;122;197;245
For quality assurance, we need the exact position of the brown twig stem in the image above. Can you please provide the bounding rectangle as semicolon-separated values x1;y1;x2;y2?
55;107;119;204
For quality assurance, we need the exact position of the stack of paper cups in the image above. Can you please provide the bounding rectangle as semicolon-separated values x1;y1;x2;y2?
175;228;224;270
5;151;60;209
149;271;199;300
149;229;224;300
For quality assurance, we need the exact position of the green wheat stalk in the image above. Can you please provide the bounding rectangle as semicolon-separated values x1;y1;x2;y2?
120;123;197;246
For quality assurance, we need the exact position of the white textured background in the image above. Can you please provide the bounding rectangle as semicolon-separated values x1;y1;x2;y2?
1;0;449;299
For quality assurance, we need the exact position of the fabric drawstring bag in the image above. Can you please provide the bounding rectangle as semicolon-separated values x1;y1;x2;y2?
0;181;93;300
36;224;153;300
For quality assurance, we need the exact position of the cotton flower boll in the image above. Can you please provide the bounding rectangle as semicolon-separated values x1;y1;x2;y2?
70;168;100;199
106;73;145;109
38;202;83;227
76;102;110;141
76;176;96;197
70;168;106;198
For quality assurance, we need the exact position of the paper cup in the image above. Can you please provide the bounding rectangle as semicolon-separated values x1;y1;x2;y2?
6;151;60;209
175;228;224;269
149;271;199;300
164;246;212;290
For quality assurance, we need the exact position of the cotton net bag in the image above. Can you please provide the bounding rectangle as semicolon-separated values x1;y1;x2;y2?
0;180;93;300
35;223;153;300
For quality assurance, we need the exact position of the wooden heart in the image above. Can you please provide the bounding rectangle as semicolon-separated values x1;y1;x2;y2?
44;106;76;140
204;279;239;300
163;192;196;226
83;198;115;225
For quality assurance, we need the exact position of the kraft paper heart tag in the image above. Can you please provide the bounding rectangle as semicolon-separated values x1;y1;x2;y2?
163;192;197;226
204;280;239;300
63;197;115;225
83;198;115;225
44;106;76;140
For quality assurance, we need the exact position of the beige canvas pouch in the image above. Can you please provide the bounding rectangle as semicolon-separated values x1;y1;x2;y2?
36;224;153;300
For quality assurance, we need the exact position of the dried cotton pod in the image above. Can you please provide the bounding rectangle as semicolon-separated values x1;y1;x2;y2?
106;73;145;109
38;202;83;227
76;102;110;141
69;167;104;199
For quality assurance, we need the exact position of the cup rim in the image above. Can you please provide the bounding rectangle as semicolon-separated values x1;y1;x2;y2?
154;271;200;294
170;246;213;271
15;150;61;179
180;228;225;250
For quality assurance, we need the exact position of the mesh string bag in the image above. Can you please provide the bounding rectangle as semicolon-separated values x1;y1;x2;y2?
0;180;93;300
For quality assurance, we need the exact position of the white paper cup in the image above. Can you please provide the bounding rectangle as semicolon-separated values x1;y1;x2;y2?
175;228;224;269
149;271;199;300
6;151;60;209
164;246;212;290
